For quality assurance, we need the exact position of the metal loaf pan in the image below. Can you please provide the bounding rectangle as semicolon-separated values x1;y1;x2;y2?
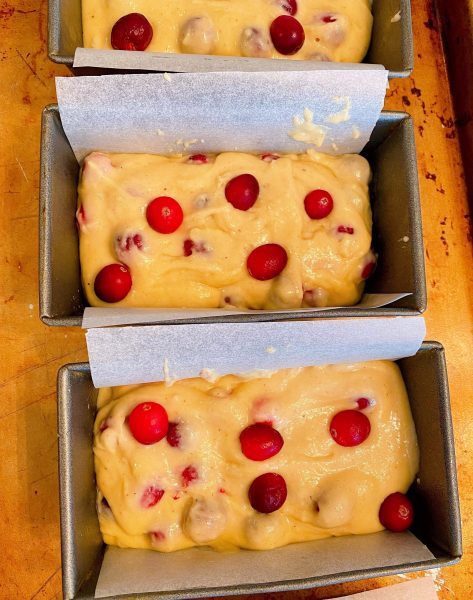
39;105;426;326
48;0;413;77
57;342;462;599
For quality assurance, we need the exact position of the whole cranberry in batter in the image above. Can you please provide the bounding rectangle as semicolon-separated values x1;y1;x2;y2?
248;472;287;513
240;423;284;461
270;16;305;55
111;13;153;51
379;492;414;532
94;263;132;303
128;402;169;445
247;244;288;280
330;409;371;447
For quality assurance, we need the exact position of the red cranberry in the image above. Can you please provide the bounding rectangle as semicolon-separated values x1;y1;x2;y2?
362;260;376;279
181;465;198;487
270;16;305;55
281;0;297;15
111;13;153;51
128;402;169;445
330;410;371;447
94;263;132;303
260;153;280;162
379;492;414;532
184;239;194;256
225;174;259;211
167;422;181;447
183;239;208;256
187;154;208;164
248;473;287;513
76;204;86;228
99;418;111;432
146;196;183;234
356;397;371;410
322;14;337;23
240;424;284;461
247;243;288;280
304;189;334;219
141;485;165;508
338;225;354;234
116;233;143;252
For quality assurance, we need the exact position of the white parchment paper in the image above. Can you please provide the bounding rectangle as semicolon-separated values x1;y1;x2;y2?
56;69;388;162
73;47;385;73
81;293;410;328
337;577;439;599
86;316;425;388
95;531;434;598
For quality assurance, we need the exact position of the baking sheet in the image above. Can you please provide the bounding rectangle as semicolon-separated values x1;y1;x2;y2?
95;532;433;598
55;69;388;162
86;316;426;387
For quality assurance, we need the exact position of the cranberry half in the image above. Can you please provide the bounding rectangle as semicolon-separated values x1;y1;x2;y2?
281;0;298;16
167;422;181;447
141;486;165;508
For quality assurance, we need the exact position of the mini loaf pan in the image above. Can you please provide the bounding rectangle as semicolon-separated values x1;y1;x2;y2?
48;0;413;77
57;342;462;600
39;106;426;327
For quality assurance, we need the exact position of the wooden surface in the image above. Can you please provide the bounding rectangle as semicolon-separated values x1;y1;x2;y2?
0;0;471;598
436;0;473;204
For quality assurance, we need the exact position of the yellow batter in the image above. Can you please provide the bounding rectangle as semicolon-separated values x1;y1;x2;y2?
94;361;419;552
82;0;373;62
78;150;373;309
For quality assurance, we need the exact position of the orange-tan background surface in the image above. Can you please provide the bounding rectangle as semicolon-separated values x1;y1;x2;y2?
0;0;472;598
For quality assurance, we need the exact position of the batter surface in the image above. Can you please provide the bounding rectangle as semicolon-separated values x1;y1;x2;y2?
82;0;373;62
94;361;419;552
78;150;373;309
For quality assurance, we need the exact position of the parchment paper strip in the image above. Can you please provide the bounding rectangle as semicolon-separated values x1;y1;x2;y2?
95;531;433;598
56;69;388;162
86;316;426;388
81;293;411;329
73;47;385;73
337;577;439;599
